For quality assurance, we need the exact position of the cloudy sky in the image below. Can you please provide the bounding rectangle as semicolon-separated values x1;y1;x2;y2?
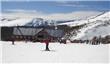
1;1;110;20
1;1;110;13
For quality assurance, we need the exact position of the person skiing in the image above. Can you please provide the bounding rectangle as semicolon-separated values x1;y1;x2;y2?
11;36;15;45
43;38;50;51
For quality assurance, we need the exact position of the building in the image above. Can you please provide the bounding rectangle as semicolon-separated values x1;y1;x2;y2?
1;26;65;42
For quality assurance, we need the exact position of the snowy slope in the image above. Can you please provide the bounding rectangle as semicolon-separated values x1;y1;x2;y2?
0;18;32;26
81;25;110;40
70;11;110;40
1;41;109;63
58;12;109;27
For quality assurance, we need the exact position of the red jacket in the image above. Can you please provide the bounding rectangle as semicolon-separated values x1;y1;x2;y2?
42;39;50;44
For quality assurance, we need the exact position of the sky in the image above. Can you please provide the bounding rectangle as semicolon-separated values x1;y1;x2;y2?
1;1;110;20
1;1;110;14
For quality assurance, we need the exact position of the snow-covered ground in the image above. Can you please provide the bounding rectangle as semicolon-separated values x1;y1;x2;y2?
0;42;2;63
1;41;109;63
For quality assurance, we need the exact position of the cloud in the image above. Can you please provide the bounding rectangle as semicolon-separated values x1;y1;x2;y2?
5;9;44;14
60;4;85;7
2;9;46;19
55;1;86;7
2;9;102;21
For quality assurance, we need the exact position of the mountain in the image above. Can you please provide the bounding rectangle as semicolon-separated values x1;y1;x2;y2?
69;11;110;40
0;16;74;27
0;17;32;26
24;18;58;27
25;18;76;27
0;11;102;26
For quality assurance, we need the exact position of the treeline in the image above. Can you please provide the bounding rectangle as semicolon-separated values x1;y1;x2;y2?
59;35;110;45
71;35;110;45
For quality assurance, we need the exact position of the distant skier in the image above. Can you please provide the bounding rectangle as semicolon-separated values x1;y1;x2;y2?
12;40;15;45
86;39;89;44
11;36;15;45
43;38;50;51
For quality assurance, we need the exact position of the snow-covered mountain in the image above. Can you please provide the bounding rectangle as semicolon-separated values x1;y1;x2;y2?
69;11;110;40
0;16;74;27
0;17;32;26
24;18;58;27
0;11;102;26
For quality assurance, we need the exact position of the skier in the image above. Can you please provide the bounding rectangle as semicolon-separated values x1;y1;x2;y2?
12;40;15;45
86;39;89;44
98;37;102;44
11;36;15;45
43;38;50;51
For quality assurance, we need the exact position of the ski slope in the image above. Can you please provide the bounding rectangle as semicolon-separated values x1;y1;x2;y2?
70;11;110;40
1;41;109;63
81;25;110;40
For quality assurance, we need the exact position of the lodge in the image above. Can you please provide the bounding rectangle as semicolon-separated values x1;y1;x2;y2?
1;25;66;42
